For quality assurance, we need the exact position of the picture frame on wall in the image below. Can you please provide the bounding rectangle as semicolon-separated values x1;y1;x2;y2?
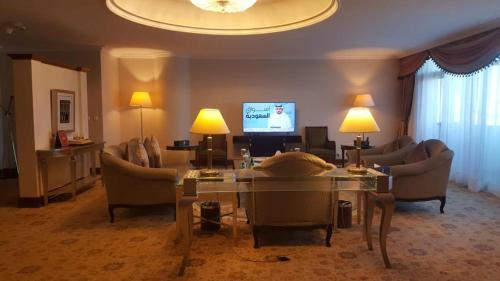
51;89;75;133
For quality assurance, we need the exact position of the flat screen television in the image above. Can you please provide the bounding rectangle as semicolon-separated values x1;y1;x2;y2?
242;102;296;133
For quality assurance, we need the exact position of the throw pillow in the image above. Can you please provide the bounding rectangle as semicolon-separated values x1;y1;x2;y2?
403;141;428;164
119;142;128;160
382;140;397;154
253;152;336;176
143;137;155;167
127;138;150;167
150;136;163;168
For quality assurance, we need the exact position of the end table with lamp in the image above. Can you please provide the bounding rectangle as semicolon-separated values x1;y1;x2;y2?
190;108;230;177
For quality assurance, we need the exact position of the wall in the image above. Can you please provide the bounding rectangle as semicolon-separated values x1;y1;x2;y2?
189;59;401;158
100;53;191;146
101;49;121;145
35;50;103;143
12;59;88;198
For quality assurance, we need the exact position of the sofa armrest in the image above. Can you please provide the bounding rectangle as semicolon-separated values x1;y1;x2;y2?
361;143;417;167
390;150;454;178
101;153;177;181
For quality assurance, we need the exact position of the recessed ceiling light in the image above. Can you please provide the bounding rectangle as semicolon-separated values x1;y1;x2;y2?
106;0;339;35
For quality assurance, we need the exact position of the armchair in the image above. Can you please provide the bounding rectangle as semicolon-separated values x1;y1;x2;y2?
305;126;336;163
196;135;228;167
361;139;454;213
346;135;415;165
247;152;336;248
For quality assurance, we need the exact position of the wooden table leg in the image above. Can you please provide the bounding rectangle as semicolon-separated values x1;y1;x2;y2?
365;192;395;268
70;155;77;200
357;191;362;225
364;191;374;251
333;191;339;232
90;150;97;177
377;193;395;268
40;158;49;206
232;193;238;240
177;197;196;276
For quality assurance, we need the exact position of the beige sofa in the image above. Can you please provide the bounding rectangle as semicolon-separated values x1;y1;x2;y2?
361;139;454;213
346;135;415;165
101;144;191;222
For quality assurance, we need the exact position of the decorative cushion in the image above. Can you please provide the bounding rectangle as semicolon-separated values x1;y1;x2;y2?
253;152;336;176
143;136;163;168
119;142;128;160
382;140;397;154
404;141;429;164
127;138;149;167
150;136;163;168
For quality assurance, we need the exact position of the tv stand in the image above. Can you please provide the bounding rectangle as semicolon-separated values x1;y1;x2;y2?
233;135;302;157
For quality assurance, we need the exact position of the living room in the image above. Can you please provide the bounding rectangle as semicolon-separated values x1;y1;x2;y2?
0;0;499;280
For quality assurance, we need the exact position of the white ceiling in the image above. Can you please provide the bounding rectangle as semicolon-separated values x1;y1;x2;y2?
0;0;499;59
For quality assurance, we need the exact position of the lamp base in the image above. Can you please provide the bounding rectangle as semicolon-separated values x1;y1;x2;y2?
347;166;368;174
199;169;220;177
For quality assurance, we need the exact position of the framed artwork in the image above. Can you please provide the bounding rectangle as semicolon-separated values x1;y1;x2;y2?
51;89;75;133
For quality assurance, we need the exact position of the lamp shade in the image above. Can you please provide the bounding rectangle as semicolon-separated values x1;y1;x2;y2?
352;94;375;107
190;108;230;135
339;107;380;133
129;91;152;107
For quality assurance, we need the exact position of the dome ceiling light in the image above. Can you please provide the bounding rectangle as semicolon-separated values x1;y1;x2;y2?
106;0;339;35
190;0;257;13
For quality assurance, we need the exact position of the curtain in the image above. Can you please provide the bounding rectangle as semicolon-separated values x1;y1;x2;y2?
398;27;500;135
412;58;500;196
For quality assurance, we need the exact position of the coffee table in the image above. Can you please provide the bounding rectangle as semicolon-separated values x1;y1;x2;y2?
175;168;395;276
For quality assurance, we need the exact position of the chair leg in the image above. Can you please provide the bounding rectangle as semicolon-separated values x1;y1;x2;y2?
439;197;446;214
325;224;333;247
253;226;260;248
173;205;177;221
108;205;115;223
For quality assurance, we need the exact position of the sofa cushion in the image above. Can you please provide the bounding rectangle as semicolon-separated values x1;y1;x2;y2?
253;152;336;176
119;142;128;160
127;138;149;167
404;141;428;164
144;137;154;167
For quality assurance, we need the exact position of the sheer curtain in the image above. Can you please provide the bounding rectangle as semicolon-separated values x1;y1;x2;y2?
411;58;500;196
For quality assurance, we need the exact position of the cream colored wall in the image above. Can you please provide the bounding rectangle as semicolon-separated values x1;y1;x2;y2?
189;59;401;158
104;56;191;147
13;59;89;198
101;49;122;145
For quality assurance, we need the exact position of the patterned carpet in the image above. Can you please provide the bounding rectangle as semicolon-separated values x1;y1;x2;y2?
1;180;500;281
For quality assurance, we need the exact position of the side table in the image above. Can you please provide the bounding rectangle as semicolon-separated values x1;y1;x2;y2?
340;144;374;167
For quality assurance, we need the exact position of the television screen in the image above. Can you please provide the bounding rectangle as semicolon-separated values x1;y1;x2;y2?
243;102;296;133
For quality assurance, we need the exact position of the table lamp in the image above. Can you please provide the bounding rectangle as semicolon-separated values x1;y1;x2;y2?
129;91;152;141
339;107;380;174
190;108;230;176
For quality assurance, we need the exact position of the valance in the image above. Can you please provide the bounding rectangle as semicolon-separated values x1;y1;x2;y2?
399;27;500;77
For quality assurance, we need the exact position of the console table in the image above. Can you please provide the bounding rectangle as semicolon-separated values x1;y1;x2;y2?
233;135;302;156
36;142;104;206
175;168;394;275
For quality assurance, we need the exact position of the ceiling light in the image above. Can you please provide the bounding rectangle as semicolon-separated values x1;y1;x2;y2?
190;0;256;13
106;0;339;35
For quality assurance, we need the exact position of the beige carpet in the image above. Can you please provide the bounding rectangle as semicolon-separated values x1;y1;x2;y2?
1;180;500;281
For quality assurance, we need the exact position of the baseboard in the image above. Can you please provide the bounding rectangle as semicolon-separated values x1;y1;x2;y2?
18;197;44;208
0;168;18;179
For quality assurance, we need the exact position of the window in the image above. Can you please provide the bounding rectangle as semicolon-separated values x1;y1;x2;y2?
411;58;500;196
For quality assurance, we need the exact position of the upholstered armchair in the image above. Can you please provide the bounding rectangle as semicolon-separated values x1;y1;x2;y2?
305;126;336;163
196;135;228;167
247;152;336;248
346;135;415;165
101;144;191;222
361;139;454;213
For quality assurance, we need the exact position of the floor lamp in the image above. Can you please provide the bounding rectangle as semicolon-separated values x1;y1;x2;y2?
339;107;380;174
129;91;152;141
190;108;230;177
